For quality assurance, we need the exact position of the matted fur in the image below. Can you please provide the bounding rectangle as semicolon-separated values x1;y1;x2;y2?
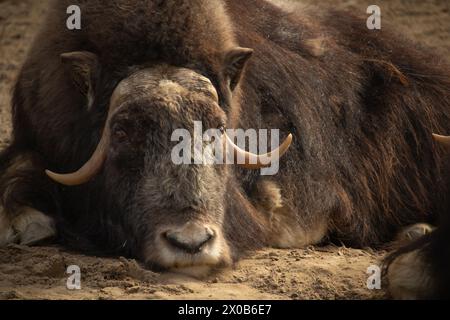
1;0;450;270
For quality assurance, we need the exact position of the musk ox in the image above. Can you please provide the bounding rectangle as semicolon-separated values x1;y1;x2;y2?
1;0;450;281
386;134;450;300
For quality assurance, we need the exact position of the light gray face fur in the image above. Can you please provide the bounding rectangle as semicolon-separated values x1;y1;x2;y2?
102;66;232;275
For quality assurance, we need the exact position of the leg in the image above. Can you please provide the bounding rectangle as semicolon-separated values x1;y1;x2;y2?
386;224;450;299
0;147;57;247
0;207;16;246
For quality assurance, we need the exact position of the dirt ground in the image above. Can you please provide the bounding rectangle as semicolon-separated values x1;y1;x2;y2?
0;0;449;300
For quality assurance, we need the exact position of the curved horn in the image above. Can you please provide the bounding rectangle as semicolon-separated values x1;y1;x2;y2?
433;133;450;148
45;133;110;186
225;133;293;169
45;84;127;186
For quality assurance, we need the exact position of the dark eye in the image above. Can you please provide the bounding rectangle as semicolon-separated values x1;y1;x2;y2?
113;126;128;142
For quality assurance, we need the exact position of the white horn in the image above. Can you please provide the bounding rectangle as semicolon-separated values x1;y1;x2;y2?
225;133;293;169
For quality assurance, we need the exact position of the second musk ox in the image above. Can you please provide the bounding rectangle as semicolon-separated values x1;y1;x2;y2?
385;134;450;299
1;0;450;295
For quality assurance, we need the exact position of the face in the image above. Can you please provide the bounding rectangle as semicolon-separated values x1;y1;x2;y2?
102;66;232;275
47;49;291;276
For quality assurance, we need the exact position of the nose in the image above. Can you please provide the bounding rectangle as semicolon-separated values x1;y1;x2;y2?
164;223;215;254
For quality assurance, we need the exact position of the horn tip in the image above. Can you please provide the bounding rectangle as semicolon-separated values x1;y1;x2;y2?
45;169;55;178
45;169;77;186
433;133;448;142
432;133;450;148
286;133;294;146
45;169;62;182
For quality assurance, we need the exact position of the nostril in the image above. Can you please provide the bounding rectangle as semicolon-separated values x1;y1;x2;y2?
164;227;215;254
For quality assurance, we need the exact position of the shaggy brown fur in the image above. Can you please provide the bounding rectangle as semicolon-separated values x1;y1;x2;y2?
226;0;450;247
1;0;450;271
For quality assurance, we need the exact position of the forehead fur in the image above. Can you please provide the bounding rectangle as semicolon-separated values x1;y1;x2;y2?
108;66;226;136
114;66;220;104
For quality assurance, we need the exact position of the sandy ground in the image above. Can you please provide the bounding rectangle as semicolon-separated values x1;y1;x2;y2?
0;0;449;300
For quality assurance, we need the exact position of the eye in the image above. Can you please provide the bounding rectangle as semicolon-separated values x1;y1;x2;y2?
112;126;128;142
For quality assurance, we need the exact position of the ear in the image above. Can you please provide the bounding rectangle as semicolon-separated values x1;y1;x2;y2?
61;51;100;110
223;47;253;91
